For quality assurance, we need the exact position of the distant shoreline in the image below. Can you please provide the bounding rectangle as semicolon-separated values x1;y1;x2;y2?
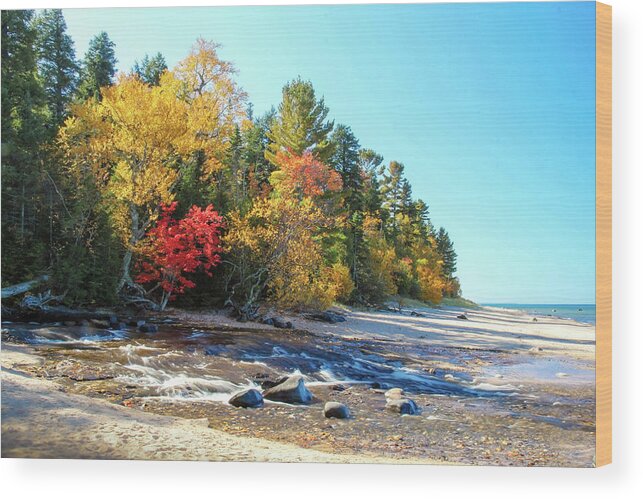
482;303;596;325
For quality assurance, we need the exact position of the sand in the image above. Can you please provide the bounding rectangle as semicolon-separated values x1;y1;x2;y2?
1;345;437;463
2;304;594;462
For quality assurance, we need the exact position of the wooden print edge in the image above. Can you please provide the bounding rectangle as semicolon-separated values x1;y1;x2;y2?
595;1;612;467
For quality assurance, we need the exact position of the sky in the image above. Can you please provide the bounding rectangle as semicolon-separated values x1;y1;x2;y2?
61;2;597;304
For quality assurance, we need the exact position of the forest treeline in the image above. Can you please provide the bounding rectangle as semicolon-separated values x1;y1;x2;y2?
1;10;461;315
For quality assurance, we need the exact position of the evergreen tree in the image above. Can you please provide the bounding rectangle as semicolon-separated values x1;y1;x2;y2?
435;227;457;278
132;52;167;86
330;124;362;212
380;161;407;238
77;31;116;100
1;10;49;284
265;77;334;165
34;9;79;127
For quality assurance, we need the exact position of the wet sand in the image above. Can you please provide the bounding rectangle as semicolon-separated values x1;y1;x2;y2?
1;305;596;466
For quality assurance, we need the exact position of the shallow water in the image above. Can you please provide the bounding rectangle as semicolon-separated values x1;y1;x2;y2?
2;321;512;401
1;319;597;466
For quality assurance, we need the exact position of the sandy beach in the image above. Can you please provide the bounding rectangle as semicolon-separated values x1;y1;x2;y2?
1;305;595;466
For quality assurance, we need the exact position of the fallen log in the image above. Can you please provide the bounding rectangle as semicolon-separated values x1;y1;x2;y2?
1;275;50;299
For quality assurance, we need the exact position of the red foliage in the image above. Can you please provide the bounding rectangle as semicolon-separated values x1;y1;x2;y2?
136;202;225;306
275;149;342;198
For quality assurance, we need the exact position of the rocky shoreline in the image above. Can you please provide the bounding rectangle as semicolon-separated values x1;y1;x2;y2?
1;305;596;466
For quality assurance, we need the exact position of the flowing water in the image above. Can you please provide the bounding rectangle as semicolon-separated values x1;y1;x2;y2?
1;319;597;466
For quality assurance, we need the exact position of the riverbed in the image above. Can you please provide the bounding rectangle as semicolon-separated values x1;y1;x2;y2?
1;305;596;466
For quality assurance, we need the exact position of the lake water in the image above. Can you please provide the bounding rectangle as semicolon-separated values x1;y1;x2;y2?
483;304;596;325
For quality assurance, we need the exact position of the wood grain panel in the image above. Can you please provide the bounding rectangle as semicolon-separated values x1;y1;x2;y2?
595;1;612;468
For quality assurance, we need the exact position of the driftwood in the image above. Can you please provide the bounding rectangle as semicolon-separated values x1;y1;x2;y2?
1;275;50;299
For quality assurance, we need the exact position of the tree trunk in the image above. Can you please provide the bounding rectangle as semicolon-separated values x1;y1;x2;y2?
1;275;50;299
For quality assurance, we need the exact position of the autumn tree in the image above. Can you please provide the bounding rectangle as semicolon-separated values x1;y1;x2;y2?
136;202;225;310
265;77;334;165
59;39;246;299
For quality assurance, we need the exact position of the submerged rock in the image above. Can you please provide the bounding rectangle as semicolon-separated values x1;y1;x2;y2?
385;398;420;415
384;387;405;400
457;314;468;320
229;388;264;408
263;375;313;404
324;401;350;419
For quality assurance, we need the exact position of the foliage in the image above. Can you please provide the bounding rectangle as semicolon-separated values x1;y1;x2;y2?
77;31;116;100
132;52;167;86
270;149;342;199
136;202;225;310
33;9;79;127
2;13;463;313
265;77;334;165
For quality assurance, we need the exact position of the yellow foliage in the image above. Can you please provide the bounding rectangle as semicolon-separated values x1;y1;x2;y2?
59;39;246;250
225;197;341;310
416;258;445;304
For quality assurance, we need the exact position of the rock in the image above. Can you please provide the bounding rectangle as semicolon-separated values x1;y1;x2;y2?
90;319;109;328
385;398;420;415
271;317;293;329
139;324;158;333
129;319;146;327
324;401;350;419
261;317;275;326
457;314;468;320
410;311;424;317
331;384;347;392
304;311;347;324
263;375;313;404
63;320;76;326
109;315;119;327
532;317;538;322
79;319;91;326
229;389;264;408
384;387;405;400
118;322;128;330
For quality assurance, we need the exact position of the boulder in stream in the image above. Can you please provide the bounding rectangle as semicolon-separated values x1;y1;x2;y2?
385;397;420;415
324;401;350;419
229;389;264;408
263;375;313;404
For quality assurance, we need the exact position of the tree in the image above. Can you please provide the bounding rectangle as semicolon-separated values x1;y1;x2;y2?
270;149;342;199
136;202;225;310
133;52;167;86
1;10;49;284
330;124;362;212
77;31;116;100
435;227;457;278
265;77;334;165
60;40;246;298
224;197;339;315
34;9;79;126
380;160;407;238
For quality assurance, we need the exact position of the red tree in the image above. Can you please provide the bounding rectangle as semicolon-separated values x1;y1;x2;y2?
274;149;342;198
136;202;225;310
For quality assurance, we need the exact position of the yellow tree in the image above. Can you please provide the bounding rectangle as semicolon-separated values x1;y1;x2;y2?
59;40;246;297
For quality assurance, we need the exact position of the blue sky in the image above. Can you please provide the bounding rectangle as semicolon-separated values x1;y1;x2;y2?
62;2;596;304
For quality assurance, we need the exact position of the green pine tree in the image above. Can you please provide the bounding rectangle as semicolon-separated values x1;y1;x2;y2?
77;31;117;100
265;77;334;165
